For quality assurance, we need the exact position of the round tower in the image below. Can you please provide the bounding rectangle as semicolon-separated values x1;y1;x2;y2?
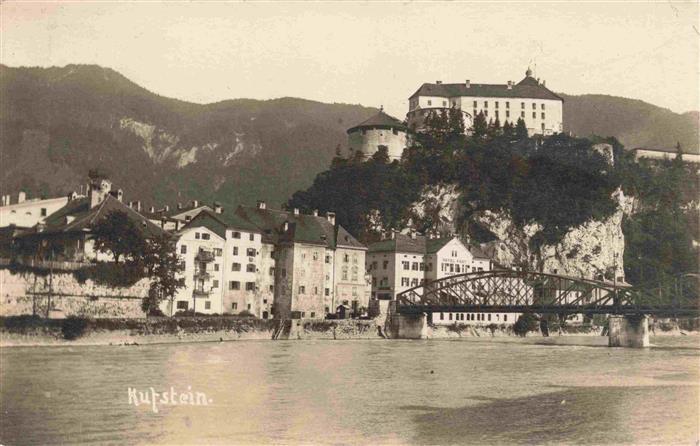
346;108;408;161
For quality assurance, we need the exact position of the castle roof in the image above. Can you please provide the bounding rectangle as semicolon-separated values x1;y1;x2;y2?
409;72;563;102
347;110;407;134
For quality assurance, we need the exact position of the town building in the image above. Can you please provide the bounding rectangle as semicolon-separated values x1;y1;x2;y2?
0;192;78;229
14;175;163;263
346;109;409;161
631;147;700;164
143;201;215;232
235;202;369;319
407;68;564;136
367;232;490;301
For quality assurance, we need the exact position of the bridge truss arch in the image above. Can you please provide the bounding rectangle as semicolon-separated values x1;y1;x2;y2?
396;270;699;317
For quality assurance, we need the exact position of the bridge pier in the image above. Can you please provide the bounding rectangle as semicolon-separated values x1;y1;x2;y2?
387;303;428;339
608;315;649;348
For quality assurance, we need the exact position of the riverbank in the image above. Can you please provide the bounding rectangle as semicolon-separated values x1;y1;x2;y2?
1;316;697;347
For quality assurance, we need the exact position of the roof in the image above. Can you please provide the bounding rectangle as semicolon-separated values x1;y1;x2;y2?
235;205;365;249
35;195;165;238
347;110;408;133
409;73;563;102
179;209;260;239
368;233;457;255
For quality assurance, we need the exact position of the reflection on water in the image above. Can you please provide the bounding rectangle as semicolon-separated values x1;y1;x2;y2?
1;336;698;445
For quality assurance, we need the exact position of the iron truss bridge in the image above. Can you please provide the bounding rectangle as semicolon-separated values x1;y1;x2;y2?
396;270;700;317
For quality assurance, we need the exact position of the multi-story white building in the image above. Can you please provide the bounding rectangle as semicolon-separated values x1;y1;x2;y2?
0;192;76;229
367;232;506;323
407;69;564;136
235;202;369;319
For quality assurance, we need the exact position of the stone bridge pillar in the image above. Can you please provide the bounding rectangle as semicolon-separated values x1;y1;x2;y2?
608;315;649;348
386;302;429;339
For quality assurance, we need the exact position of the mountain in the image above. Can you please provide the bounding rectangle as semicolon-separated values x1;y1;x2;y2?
1;64;698;209
0;64;377;210
561;94;699;153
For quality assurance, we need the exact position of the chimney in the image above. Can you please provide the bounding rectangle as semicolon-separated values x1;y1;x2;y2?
312;209;318;216
436;80;442;84
293;208;300;216
134;201;141;212
465;80;470;88
116;189;123;202
1;195;6;206
18;191;26;203
164;205;170;213
542;80;546;87
191;200;199;208
149;206;156;213
390;230;396;240
507;81;513;90
256;200;266;210
89;177;112;209
214;202;223;214
326;211;336;225
177;202;183;210
283;221;289;232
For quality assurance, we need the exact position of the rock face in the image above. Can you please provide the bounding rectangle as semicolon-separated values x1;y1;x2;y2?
409;184;628;281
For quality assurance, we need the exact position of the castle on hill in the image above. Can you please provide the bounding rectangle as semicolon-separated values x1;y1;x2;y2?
346;68;564;160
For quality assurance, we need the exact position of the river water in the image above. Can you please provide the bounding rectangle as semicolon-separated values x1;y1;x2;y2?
1;336;698;445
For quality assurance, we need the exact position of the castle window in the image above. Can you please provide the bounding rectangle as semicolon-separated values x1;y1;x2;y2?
521;111;525;118
483;101;488;107
532;103;536;109
542;103;546;110
495;110;499;118
521;102;525;109
506;102;510;109
473;100;477;107
541;113;545;119
506;111;510;118
532;112;536;119
495;102;499;109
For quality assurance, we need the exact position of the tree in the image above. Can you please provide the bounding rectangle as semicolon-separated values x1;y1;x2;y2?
471;111;488;139
141;234;185;316
515;118;529;141
448;107;465;136
513;313;539;336
92;210;146;264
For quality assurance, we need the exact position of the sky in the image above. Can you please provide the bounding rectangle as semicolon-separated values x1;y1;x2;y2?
2;1;699;118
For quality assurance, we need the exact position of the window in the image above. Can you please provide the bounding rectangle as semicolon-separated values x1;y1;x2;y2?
442;100;447;107
213;248;222;256
372;277;377;286
541;113;545;119
343;254;350;263
504;314;508;322
351;266;358;281
440;312;444;320
495;110;499;118
249;233;255;241
521;111;525;118
325;288;330;296
532;103;536;110
325;255;331;264
412;262;419;271
214;264;220;272
269;285;274;292
229;280;241;290
401;278;409;287
427;100;432;106
506;102;510;109
202;233;210;240
495;102;499;109
246;264;256;272
314;286;318;295
212;280;219;288
506;111;510;118
313;252;318;261
392;128;398;135
310;312;316;318
383;260;389;269
419;262;425;271
521;102;525;109
185;215;191;221
488;314;492;321
484;110;488;117
195;232;200;239
541;103;545;110
473;109;478;117
232;302;238;310
299;285;306;294
40;208;47;217
473;100;477;107
410;278;419;286
232;263;241;271
177;301;188;310
181;245;187;254
342;267;348;281
232;231;241;239
532;112;536;119
246;282;255;291
246;248;256;257
233;247;238;255
269;267;274;276
449;313;453;321
484;101;488;107
247;304;251;310
402;261;410;270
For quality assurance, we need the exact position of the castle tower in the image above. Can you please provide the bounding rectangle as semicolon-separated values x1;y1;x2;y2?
346;108;408;161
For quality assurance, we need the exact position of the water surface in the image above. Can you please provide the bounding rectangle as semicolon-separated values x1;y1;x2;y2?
1;336;698;445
